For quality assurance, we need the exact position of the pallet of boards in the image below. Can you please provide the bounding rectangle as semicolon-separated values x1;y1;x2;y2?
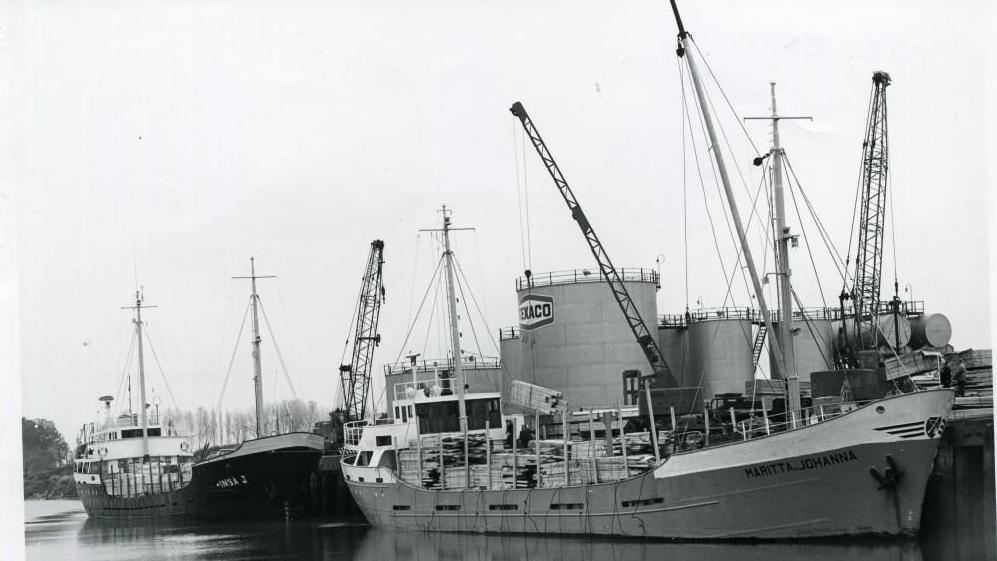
539;460;591;487
950;349;992;370
885;351;940;380
509;380;564;413
570;440;608;459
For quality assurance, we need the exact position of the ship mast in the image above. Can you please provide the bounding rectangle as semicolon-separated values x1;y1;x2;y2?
746;83;812;412
234;257;275;438
421;206;474;475
122;290;155;460
669;1;802;418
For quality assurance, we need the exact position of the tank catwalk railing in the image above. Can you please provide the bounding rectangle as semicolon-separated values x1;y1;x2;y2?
658;302;926;328
515;268;659;291
498;326;520;341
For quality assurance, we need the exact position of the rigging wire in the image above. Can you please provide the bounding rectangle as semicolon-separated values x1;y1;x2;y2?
214;301;252;416
842;81;878;293
680;57;690;311
114;330;138;412
783;154;829;308
391;255;446;365
141;324;179;409
684;62;755;304
452;266;485;361
453;255;501;356
257;298;301;402
512;121;529;272
784;156;850;283
521;125;534;270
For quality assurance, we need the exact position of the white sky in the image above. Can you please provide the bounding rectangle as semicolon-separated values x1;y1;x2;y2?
2;0;994;465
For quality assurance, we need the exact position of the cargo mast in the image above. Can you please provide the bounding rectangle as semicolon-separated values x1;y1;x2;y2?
122;290;155;460
668;0;800;415
338;240;386;420
234;257;276;438
745;84;812;388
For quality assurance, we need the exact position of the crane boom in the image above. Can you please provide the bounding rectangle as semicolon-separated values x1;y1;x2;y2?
852;71;891;348
510;102;677;387
339;240;386;420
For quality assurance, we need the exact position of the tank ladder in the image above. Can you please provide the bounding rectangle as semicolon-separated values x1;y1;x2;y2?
751;325;768;372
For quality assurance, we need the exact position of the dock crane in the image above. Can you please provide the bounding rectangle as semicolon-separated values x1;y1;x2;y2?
339;240;386;420
509;102;677;391
843;71;892;357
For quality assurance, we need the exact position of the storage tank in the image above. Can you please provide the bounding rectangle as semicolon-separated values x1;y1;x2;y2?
768;309;835;383
834;314;912;350
908;313;952;349
657;316;691;387
514;268;658;410
686;309;754;400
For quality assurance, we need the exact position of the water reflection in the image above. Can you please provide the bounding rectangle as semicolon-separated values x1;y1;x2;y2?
24;500;988;561
354;528;926;561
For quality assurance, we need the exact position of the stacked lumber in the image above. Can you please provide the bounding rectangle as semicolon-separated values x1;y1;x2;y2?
885;351;941;380
571;440;607;459
510;381;564;413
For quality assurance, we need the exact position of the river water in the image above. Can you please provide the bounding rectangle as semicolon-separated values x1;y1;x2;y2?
24;499;993;561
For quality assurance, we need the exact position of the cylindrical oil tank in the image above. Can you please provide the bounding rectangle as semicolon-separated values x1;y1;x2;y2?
908;313;952;349
514;269;658;410
833;314;912;350
768;316;834;383
657;324;691;387
687;312;754;400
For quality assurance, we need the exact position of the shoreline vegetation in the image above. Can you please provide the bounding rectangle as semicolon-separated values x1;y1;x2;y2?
22;417;76;500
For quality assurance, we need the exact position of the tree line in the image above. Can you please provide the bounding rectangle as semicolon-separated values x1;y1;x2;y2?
161;398;326;451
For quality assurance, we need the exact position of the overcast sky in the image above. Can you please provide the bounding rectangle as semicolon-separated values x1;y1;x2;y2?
2;0;993;462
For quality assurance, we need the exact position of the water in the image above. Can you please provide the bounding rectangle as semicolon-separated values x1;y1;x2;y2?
24;499;993;561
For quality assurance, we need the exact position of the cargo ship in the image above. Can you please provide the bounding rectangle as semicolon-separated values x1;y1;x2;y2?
73;291;198;518
190;258;324;520
340;209;953;538
341;1;956;538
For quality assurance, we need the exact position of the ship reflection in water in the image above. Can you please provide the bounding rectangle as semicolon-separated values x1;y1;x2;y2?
23;500;989;561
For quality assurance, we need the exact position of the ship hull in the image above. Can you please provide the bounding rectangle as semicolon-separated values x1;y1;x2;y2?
76;481;197;519
344;390;953;539
77;433;324;520
190;432;325;520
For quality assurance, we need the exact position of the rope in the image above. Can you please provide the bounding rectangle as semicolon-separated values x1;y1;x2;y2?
115;331;137;412
784;156;850;285
453;255;500;356
512;121;529;272
842;81;878;294
391;254;445;365
256;298;301;402
140;325;178;409
783;153;829;308
215;301;251;415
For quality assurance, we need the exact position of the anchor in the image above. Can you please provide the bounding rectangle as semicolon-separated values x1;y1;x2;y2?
869;454;904;490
